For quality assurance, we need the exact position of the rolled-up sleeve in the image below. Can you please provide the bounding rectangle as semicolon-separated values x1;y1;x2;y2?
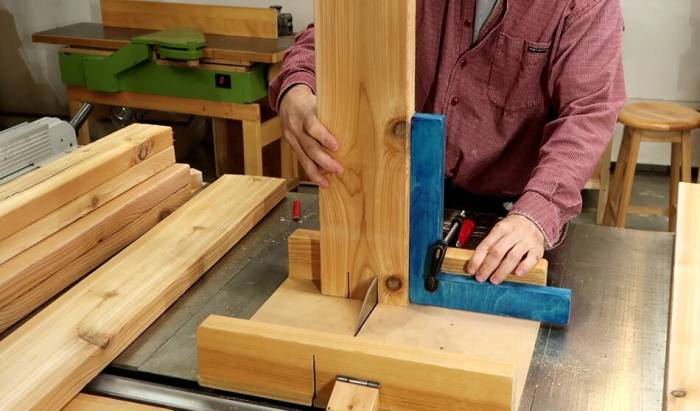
510;0;626;248
269;24;317;112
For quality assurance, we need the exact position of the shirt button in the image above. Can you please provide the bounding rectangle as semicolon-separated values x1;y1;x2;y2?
451;97;459;106
464;19;472;28
460;58;467;68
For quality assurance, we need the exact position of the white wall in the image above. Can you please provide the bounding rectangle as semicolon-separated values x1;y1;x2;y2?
616;0;700;165
0;0;698;165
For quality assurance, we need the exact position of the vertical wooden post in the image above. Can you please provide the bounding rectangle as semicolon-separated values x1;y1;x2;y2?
326;381;379;411
316;0;415;305
242;118;264;176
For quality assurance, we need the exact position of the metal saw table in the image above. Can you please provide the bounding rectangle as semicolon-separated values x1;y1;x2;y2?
92;192;672;411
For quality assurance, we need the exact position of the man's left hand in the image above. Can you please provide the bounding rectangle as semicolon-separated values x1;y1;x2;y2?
467;214;545;285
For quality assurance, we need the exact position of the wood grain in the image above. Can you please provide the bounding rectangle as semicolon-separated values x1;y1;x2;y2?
63;393;170;411
68;86;261;121
0;175;286;410
666;182;700;410
317;0;416;304
0;124;172;241
287;229;321;281
0;186;192;333
0;147;175;266
619;102;700;132
252;278;361;336
287;229;547;285
101;0;278;39
0;164;191;312
326;380;379;411
198;315;513;410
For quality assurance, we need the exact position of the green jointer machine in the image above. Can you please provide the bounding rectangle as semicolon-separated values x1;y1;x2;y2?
58;28;268;104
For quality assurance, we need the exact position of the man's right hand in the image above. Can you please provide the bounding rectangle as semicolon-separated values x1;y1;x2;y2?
279;84;343;187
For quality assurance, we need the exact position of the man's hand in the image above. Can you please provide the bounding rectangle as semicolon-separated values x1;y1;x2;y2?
279;84;342;187
467;214;545;285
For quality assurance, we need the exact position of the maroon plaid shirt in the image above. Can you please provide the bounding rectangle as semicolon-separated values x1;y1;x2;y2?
270;0;626;247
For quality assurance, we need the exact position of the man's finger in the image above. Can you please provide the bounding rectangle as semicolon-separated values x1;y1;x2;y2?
476;234;519;283
467;226;507;276
298;132;344;175
491;241;529;284
516;249;543;277
305;116;340;152
284;131;329;187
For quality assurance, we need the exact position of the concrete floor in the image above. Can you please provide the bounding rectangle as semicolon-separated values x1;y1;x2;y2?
577;170;672;232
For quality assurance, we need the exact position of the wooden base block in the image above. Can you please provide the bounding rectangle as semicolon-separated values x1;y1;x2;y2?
327;380;379;411
199;277;539;410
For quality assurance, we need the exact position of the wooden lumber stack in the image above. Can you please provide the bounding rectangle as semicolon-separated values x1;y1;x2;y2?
0;174;286;410
0;124;201;333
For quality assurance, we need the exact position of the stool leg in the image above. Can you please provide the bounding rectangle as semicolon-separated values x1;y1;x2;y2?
212;118;233;177
681;130;692;183
596;142;613;225
670;141;681;231
242;119;264;176
604;128;632;226
614;129;641;227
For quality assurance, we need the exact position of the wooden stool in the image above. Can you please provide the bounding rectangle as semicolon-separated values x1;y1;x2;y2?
604;102;700;231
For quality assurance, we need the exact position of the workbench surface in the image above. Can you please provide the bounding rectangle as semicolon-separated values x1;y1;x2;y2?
102;192;672;411
33;23;295;63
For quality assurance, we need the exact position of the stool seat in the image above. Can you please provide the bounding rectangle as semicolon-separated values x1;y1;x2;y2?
619;102;700;132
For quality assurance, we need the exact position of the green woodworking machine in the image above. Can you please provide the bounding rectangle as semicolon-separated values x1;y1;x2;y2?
58;28;269;104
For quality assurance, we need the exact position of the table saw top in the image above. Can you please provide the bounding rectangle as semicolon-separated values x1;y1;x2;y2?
33;23;295;64
109;192;673;411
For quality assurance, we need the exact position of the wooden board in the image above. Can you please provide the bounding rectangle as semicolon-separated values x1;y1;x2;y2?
67;86;261;121
0;164;191;314
287;228;321;281
0;175;286;410
358;304;539;407
0;186;192;333
326;381;379;411
33;23;294;64
101;0;278;39
198;315;513;410
317;0;415;305
252;278;361;336
0;146;175;266
286;229;547;286
666;182;700;410
63;393;170;411
0;124;172;241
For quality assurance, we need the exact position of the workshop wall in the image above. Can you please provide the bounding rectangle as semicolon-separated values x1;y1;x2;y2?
0;0;697;165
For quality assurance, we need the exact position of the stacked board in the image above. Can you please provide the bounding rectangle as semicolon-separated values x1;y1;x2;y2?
0;174;287;410
0;124;200;333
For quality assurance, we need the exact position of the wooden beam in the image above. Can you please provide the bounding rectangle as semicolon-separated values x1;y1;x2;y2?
0;164;191;312
317;0;415;304
0;175;286;410
101;0;279;39
287;229;547;286
0;124;172;241
0;186;192;333
63;393;170;411
197;315;514;410
666;182;700;410
67;86;261;121
288;229;321;281
443;248;548;286
0;147;175;266
326;380;379;411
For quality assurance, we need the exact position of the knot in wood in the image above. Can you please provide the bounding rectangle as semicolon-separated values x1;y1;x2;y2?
671;390;687;398
392;121;407;138
385;276;402;292
138;145;150;161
